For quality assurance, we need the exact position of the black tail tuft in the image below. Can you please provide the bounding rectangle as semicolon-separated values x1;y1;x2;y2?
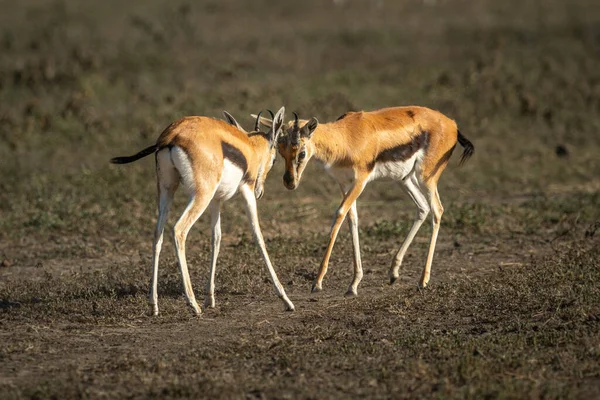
110;145;157;164
457;130;474;166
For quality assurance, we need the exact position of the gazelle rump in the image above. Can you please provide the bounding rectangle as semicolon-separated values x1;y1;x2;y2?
255;106;474;295
110;107;294;315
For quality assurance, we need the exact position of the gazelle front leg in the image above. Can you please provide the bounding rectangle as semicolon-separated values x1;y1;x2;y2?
312;175;368;293
239;185;295;311
345;201;363;296
335;180;363;296
204;199;222;309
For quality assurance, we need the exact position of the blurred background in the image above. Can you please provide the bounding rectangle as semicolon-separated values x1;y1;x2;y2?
1;0;599;254
0;1;599;397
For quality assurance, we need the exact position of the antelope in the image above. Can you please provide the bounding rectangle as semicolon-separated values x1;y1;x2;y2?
110;107;295;315
254;106;474;295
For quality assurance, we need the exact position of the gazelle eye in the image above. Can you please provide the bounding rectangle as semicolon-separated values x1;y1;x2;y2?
298;151;306;161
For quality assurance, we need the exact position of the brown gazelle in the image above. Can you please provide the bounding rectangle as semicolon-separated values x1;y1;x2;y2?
111;107;295;315
254;106;474;295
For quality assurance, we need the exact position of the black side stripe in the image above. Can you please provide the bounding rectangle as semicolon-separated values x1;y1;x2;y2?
375;131;429;164
221;142;248;172
221;142;254;183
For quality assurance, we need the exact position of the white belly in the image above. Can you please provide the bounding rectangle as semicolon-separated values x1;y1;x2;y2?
369;150;423;182
214;159;244;200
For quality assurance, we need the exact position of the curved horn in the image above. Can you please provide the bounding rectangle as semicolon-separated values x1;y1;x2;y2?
254;110;262;131
267;109;275;120
291;112;301;145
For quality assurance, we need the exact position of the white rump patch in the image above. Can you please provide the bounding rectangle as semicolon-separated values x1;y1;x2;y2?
156;148;179;190
170;146;196;195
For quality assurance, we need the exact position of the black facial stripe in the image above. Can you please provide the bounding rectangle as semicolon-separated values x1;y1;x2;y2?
290;130;301;146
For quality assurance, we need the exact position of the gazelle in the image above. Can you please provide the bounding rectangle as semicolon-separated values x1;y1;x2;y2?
254;106;474;295
110;107;295;315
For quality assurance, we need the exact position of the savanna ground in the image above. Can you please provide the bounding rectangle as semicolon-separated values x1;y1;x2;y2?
1;0;599;398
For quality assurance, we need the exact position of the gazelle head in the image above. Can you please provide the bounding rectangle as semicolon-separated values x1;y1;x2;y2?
278;113;319;190
226;107;286;199
251;112;319;190
254;107;286;199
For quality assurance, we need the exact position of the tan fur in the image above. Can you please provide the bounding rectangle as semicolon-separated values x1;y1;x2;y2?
280;106;458;185
157;117;272;187
111;109;294;315
271;105;473;294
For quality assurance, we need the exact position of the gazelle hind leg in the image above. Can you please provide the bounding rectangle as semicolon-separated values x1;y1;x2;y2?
389;175;430;284
204;200;222;309
149;185;177;316
239;185;295;311
170;146;219;314
420;185;444;288
173;192;214;315
149;151;179;316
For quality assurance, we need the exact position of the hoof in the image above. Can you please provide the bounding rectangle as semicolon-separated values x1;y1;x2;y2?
188;302;202;316
203;296;215;309
148;304;159;316
389;275;399;285
345;287;358;297
311;282;323;293
280;295;295;311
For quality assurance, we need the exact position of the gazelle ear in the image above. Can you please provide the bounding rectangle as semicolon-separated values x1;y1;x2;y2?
301;117;319;139
223;111;245;132
250;113;274;128
269;106;286;144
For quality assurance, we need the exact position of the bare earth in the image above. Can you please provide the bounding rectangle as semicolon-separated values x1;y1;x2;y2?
1;0;599;398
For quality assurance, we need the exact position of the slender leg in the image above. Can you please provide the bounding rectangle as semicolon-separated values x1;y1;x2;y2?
173;193;213;315
204;200;222;309
345;201;363;296
420;185;444;288
240;185;295;311
312;176;368;293
335;181;363;296
389;175;430;284
149;152;179;316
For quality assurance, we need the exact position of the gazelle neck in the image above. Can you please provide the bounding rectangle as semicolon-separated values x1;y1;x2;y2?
309;122;346;166
247;132;270;154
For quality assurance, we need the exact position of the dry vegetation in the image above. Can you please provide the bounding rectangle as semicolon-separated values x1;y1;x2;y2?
1;0;599;398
